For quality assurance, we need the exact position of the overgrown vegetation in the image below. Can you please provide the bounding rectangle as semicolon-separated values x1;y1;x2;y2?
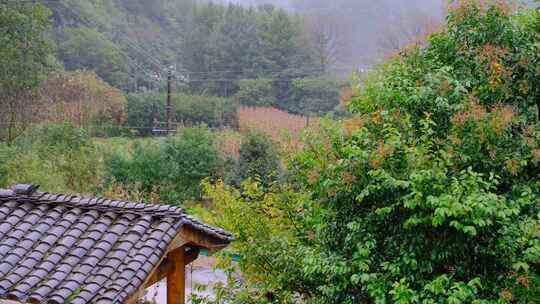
0;1;55;142
126;93;238;136
1;0;344;144
104;126;221;203
1;124;99;193
37;70;127;136
199;2;540;303
226;132;281;188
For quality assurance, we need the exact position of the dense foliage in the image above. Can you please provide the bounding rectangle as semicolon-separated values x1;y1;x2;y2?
536;3;540;32
36;71;127;136
286;76;343;116
0;2;55;142
226;132;281;188
203;2;540;303
0;122;251;206
126;93;238;136
180;2;312;96
47;1;320;90
1;124;99;193
234;79;278;107
5;1;540;302
105;126;221;203
59;27;129;89
37;0;345;118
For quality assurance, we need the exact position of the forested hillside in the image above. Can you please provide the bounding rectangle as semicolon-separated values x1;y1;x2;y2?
47;0;331;95
41;0;348;122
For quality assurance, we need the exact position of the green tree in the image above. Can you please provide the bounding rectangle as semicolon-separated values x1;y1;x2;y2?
59;27;130;89
234;79;277;107
179;3;316;97
203;2;540;303
287;76;342;116
0;2;54;143
228;132;280;188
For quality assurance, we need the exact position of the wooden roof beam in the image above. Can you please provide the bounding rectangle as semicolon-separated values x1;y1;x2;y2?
178;225;229;254
144;247;200;288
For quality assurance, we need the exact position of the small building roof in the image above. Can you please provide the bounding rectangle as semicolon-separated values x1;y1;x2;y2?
0;184;232;304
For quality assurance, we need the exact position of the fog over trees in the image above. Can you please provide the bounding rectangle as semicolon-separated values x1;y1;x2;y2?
210;0;536;69
209;0;446;69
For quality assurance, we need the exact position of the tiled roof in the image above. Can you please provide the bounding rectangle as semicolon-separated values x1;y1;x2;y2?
0;184;232;304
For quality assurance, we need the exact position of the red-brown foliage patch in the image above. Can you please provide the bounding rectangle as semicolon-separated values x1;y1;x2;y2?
238;106;317;150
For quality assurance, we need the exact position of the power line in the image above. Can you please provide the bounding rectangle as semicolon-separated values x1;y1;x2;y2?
27;0;168;76
23;0;366;75
54;2;167;71
3;0;62;3
9;0;368;87
5;0;162;85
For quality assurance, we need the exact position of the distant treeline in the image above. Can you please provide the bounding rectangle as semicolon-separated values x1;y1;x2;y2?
48;0;340;99
126;75;347;136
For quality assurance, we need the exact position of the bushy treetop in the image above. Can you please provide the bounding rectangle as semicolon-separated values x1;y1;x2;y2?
205;1;540;303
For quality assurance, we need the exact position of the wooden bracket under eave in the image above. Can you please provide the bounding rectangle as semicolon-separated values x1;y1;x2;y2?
125;226;231;304
178;225;230;255
144;247;200;288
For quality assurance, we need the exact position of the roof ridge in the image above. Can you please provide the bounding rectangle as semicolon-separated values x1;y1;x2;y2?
0;185;185;217
41;191;185;216
0;185;233;241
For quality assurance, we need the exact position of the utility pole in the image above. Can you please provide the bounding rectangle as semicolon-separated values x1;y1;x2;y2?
152;103;159;136
166;69;173;133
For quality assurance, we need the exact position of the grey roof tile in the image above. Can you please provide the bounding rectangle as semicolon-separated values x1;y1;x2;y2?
0;264;12;276
0;184;232;304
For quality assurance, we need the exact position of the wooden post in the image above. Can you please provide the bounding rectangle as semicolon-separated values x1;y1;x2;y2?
166;69;173;133
167;246;185;304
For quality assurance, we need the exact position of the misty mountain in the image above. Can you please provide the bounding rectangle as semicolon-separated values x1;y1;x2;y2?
210;0;537;67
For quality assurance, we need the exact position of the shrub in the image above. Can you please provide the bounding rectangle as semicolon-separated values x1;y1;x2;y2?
173;95;238;129
104;139;169;194
2;123;100;193
125;93;162;136
284;76;343;116
200;180;311;304
163;126;222;201
0;143;12;187
14;123;89;154
105;126;221;203
227;132;281;188
234;79;277;107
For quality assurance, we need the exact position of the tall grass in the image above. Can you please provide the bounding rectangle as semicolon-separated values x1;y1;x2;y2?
215;129;242;159
238;106;317;150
